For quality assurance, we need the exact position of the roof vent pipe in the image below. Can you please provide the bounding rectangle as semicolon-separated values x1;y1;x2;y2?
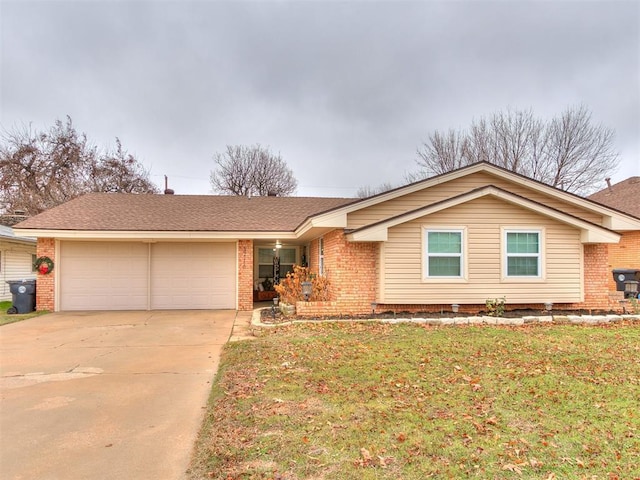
605;177;613;194
164;175;175;195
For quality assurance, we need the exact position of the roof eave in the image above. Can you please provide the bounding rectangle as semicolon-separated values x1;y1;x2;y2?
346;186;621;244
11;229;300;241
319;162;640;231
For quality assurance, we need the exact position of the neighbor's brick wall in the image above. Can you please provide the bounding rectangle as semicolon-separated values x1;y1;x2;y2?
607;231;640;292
36;238;55;311
237;240;253;311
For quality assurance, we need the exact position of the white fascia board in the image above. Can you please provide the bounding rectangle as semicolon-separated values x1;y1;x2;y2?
580;229;621;244
485;168;640;231
12;229;298;241
347;186;620;244
487;188;620;243
322;163;639;231
295;211;347;237
346;227;388;242
333;167;475;214
601;215;640;231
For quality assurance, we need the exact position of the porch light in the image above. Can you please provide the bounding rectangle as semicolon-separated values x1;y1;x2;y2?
301;281;313;301
371;302;377;315
544;302;553;312
275;241;282;249
451;304;459;313
273;297;279;307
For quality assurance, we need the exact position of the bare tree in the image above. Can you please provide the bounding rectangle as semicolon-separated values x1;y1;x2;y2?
89;138;157;194
210;144;297;196
411;106;619;195
356;181;397;198
0;116;158;215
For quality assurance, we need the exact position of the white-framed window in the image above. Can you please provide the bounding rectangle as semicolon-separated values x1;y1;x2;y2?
257;247;275;280
504;230;542;278
318;237;324;276
256;246;297;282
424;228;465;278
278;247;296;277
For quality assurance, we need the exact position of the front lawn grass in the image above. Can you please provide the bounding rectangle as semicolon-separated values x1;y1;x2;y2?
189;321;640;479
0;300;47;326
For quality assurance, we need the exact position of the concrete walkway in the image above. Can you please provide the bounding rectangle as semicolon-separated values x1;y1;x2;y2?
0;310;239;480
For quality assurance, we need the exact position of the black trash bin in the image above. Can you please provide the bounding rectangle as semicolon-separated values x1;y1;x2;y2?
612;269;640;292
6;279;36;314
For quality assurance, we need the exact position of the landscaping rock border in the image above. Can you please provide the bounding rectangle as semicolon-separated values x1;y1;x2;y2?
251;308;640;335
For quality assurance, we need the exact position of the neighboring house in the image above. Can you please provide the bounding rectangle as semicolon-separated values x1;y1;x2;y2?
589;177;640;295
13;162;640;314
0;225;37;301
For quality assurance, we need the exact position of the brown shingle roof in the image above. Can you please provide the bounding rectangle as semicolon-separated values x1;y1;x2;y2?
14;193;357;232
588;177;640;218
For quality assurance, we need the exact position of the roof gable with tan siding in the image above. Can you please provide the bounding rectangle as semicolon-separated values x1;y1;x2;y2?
378;196;583;305
347;171;603;230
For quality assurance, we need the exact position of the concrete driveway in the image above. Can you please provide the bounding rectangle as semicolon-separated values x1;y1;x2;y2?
0;310;238;480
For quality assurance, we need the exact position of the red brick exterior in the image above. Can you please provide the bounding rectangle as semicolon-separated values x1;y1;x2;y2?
564;243;617;311
308;238;320;275
36;238;55;311
237;240;254;311
607;232;640;292
296;230;378;316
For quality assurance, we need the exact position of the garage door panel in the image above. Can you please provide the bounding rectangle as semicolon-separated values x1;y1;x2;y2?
60;242;149;310
150;243;236;310
60;241;236;311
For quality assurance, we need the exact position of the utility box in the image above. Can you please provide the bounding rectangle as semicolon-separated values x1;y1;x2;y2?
6;279;36;314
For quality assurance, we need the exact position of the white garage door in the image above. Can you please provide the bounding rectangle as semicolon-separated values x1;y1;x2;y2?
60;242;149;310
59;241;236;311
150;243;236;309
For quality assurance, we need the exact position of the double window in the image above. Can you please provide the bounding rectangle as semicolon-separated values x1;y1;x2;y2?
424;229;464;278
504;230;541;277
423;227;542;280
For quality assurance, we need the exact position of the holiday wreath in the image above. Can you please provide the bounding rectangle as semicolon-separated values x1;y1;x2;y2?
34;256;54;275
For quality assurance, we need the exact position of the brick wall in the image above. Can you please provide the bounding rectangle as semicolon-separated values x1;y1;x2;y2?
296;230;378;316
308;238;319;275
607;231;640;292
237;240;254;311
565;243;611;311
36;238;55;311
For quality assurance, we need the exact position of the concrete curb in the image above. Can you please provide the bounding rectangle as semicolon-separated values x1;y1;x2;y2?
251;307;640;332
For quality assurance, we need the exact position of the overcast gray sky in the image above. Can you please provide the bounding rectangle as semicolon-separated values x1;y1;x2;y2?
1;0;638;197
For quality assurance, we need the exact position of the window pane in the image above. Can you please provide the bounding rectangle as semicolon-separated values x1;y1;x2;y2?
428;257;461;276
281;264;294;276
428;232;461;254
507;232;539;254
507;257;538;276
279;248;296;264
258;265;273;278
258;248;274;263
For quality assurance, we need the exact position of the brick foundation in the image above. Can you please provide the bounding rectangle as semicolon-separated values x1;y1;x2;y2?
36;238;55;311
